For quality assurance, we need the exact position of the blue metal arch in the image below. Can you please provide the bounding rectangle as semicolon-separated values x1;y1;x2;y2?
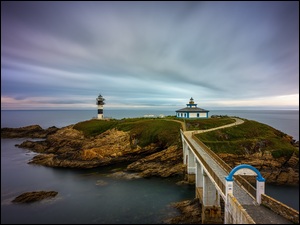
225;164;265;182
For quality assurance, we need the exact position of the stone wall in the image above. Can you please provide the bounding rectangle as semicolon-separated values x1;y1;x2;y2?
225;193;255;224
261;194;299;224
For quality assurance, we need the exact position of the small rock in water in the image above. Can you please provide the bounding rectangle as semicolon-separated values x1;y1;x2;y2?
12;191;58;203
95;180;108;186
107;171;142;179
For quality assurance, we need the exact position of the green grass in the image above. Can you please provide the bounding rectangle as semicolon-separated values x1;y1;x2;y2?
195;119;298;158
183;117;236;130
73;119;119;137
73;118;182;148
73;117;298;159
118;119;181;148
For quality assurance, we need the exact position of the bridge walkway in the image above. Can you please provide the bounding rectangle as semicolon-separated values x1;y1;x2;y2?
183;118;292;224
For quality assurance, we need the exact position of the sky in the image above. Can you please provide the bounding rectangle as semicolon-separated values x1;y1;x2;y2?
1;1;299;110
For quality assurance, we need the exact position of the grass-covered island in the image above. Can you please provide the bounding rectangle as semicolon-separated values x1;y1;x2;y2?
1;116;298;186
2;116;298;223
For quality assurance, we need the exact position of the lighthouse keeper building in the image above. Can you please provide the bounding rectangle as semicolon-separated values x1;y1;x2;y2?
176;97;209;119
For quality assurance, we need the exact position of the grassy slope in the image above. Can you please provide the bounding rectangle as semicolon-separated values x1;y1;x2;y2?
195;119;298;158
73;117;298;159
184;117;236;130
73;118;182;148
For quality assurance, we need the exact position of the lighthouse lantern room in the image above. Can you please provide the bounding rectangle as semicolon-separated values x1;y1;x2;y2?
96;94;105;119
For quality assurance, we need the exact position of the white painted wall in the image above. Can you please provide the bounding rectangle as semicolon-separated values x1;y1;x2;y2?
190;113;197;118
199;112;207;118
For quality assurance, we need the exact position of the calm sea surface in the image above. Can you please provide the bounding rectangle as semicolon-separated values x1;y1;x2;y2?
1;109;299;223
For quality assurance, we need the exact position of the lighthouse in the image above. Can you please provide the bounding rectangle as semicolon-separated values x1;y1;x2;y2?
96;94;105;119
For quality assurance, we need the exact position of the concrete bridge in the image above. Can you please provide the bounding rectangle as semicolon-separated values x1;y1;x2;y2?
180;118;299;224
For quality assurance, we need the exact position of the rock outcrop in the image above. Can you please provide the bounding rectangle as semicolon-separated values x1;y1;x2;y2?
218;151;299;185
126;145;185;178
1;125;59;138
164;198;202;224
12;191;58;203
14;126;163;169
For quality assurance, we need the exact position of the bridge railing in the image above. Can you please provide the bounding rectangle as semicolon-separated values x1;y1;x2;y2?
261;194;299;224
192;134;232;173
183;133;226;194
191;133;257;198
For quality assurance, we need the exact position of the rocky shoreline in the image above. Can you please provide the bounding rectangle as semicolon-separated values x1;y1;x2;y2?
1;124;298;186
1;123;299;223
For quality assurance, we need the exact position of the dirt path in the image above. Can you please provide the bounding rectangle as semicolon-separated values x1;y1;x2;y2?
192;117;244;134
167;117;244;133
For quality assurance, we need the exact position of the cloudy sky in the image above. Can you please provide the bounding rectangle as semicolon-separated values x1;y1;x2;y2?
1;1;299;110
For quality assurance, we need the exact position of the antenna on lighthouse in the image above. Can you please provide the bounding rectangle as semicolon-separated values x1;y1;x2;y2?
96;94;105;119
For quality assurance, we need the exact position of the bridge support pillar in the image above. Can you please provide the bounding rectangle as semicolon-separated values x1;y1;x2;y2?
195;161;203;187
195;161;203;199
224;180;233;224
201;170;222;224
256;179;265;204
183;139;188;164
185;147;196;183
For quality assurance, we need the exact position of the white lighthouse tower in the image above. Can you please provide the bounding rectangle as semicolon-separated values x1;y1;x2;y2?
96;94;105;119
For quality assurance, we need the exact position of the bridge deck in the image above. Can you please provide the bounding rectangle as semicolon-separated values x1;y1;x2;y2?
184;131;292;224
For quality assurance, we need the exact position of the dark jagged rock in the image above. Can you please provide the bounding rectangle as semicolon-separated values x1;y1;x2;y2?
126;145;185;178
13;126;165;169
1;125;59;138
28;154;111;168
12;191;58;203
164;198;202;224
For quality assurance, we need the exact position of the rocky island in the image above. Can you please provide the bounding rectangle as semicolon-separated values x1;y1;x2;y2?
1;117;298;185
1;117;299;223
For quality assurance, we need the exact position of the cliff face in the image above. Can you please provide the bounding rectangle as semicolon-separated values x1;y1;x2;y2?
2;124;299;185
126;145;185;178
14;125;163;169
